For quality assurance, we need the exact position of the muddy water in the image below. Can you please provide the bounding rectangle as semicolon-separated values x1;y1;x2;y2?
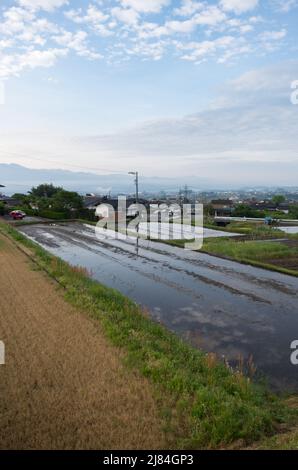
19;222;298;391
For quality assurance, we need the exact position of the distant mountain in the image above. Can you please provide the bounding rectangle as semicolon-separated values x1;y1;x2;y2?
0;163;213;196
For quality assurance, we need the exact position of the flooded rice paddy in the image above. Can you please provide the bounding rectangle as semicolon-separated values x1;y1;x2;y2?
19;222;298;391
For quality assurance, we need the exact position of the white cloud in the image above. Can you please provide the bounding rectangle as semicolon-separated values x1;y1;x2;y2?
0;48;67;78
20;48;67;67
124;39;167;60
259;29;287;41
239;24;253;33
272;0;298;12
112;7;139;25
17;0;69;12
174;1;204;17
135;5;226;39
119;0;170;13
220;0;259;14
0;6;60;50
0;6;35;35
65;5;113;37
165;19;195;33
65;5;109;24
193;6;226;25
0;39;14;50
53;30;103;59
0;0;295;76
137;19;195;38
179;36;243;63
258;29;287;52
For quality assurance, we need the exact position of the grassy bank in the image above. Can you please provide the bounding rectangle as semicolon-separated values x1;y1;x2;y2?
204;222;288;238
0;220;297;449
166;232;298;277
201;238;298;277
203;221;263;235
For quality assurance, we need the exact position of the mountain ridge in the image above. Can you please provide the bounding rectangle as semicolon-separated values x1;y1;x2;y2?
0;163;211;195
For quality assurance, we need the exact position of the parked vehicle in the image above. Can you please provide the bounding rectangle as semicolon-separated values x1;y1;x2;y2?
9;210;26;220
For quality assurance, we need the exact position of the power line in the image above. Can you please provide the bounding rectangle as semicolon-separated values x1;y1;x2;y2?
0;149;131;176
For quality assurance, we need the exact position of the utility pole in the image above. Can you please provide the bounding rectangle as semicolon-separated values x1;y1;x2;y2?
184;184;189;202
128;171;139;204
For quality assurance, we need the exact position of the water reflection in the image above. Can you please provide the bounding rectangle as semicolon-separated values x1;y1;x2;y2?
19;222;298;392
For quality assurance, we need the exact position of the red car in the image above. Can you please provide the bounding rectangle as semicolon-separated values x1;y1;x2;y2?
9;210;26;220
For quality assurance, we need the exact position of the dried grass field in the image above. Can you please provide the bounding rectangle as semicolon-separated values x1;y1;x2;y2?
0;234;166;450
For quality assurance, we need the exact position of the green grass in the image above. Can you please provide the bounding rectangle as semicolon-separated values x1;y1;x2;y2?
0;220;297;449
165;230;298;277
204;221;261;235
203;239;292;260
201;238;298;276
204;221;286;237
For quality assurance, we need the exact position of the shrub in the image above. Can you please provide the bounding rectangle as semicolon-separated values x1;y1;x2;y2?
38;209;69;220
0;202;5;216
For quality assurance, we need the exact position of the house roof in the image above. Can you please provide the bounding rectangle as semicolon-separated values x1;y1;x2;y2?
249;203;290;210
211;199;234;207
0;197;22;206
83;196;149;209
83;197;104;208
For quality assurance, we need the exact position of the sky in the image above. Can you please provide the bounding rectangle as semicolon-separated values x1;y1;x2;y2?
0;0;297;186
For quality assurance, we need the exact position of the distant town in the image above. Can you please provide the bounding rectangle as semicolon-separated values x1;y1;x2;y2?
1;182;298;222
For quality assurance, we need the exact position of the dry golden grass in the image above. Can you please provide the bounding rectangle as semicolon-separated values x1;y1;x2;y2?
0;234;166;450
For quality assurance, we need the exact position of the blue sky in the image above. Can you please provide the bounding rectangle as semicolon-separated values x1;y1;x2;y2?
0;0;297;185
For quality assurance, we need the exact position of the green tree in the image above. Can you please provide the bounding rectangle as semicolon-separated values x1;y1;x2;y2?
233;204;266;218
36;196;53;210
30;184;62;199
0;202;5;216
204;204;215;217
11;193;31;207
289;205;298;219
12;193;27;199
51;190;83;212
272;195;286;206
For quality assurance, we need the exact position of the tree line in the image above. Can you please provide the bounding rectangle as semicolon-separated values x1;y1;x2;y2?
5;184;97;221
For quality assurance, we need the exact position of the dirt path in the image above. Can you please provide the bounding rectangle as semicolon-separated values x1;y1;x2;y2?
0;234;166;450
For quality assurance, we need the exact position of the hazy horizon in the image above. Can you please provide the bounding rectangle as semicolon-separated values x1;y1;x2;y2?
1;162;298;196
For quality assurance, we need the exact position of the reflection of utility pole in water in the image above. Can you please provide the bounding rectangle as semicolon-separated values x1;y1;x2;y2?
135;234;139;256
129;171;140;257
